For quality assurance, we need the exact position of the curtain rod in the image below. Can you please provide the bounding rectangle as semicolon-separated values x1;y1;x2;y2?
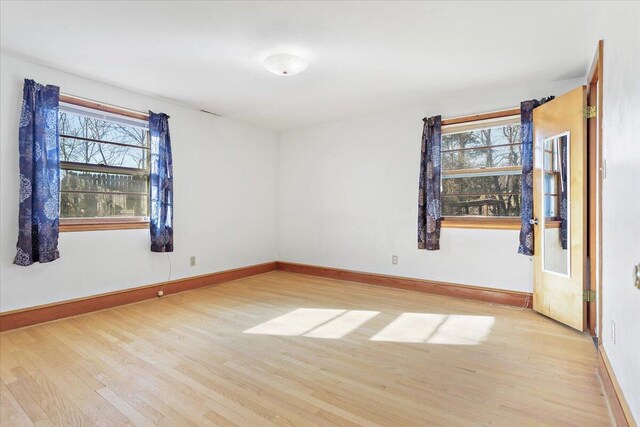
60;93;149;121
423;107;521;126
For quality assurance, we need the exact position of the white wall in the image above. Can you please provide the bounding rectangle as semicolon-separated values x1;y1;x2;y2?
0;54;279;312
594;2;640;420
278;78;583;293
2;15;638;421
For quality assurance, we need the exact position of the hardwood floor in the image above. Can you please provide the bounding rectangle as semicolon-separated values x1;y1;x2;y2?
0;271;612;426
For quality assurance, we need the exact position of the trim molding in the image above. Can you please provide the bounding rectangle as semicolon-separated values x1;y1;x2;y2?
60;93;149;121
0;261;277;332
0;261;535;333
276;261;533;308
435;107;521;126
441;216;521;230
60;219;150;232
597;345;636;427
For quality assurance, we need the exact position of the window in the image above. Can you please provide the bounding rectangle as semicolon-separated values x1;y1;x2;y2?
58;96;150;231
440;111;522;228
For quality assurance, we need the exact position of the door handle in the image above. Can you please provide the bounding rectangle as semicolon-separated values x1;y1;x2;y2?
529;218;539;225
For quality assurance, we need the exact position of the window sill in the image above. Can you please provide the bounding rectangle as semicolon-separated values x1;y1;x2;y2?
441;216;521;230
60;218;149;232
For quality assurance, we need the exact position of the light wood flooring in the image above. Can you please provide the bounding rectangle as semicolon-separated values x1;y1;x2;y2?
1;271;612;426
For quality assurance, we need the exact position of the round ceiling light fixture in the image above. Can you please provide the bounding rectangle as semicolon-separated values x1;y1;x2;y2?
262;53;308;76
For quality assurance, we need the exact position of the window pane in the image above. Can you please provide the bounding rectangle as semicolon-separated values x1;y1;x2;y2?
544;173;557;194
61;192;148;218
442;121;522;218
59;111;148;147
545;195;558;217
442;123;520;151
544;152;553;171
443;175;521;195
442;194;521;217
60;137;148;169
442;175;521;217
442;144;522;170
61;170;148;194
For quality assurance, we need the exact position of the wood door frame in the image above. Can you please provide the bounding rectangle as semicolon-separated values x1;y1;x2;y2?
586;40;604;339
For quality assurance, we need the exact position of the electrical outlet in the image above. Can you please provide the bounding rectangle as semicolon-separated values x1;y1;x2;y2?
190;256;196;267
611;320;616;345
392;255;398;265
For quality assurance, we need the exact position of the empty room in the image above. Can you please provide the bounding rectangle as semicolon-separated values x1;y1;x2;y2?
1;1;639;426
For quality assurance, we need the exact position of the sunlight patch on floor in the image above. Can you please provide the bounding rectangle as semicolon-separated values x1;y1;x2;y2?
370;313;495;345
370;312;446;343
243;308;345;336
304;310;379;339
244;308;495;345
426;315;495;345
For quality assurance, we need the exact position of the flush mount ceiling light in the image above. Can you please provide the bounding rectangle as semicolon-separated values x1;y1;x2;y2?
262;53;308;76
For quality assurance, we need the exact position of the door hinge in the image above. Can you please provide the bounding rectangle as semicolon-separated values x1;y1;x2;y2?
584;106;597;119
583;290;596;302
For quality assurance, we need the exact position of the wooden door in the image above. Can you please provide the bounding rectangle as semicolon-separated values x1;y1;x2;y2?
532;86;587;331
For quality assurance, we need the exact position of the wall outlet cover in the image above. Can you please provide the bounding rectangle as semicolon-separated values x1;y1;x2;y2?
611;320;616;345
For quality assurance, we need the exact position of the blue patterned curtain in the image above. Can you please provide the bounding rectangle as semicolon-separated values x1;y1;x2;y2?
14;79;61;266
518;97;554;255
418;115;442;250
560;139;568;250
149;112;174;252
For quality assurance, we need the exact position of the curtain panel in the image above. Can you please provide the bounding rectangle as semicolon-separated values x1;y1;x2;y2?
418;115;442;250
149;112;174;252
14;79;61;266
517;97;554;256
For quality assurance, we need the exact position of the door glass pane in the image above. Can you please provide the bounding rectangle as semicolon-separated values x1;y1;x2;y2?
542;134;569;276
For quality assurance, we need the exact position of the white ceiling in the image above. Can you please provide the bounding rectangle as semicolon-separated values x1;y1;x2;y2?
1;1;598;130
